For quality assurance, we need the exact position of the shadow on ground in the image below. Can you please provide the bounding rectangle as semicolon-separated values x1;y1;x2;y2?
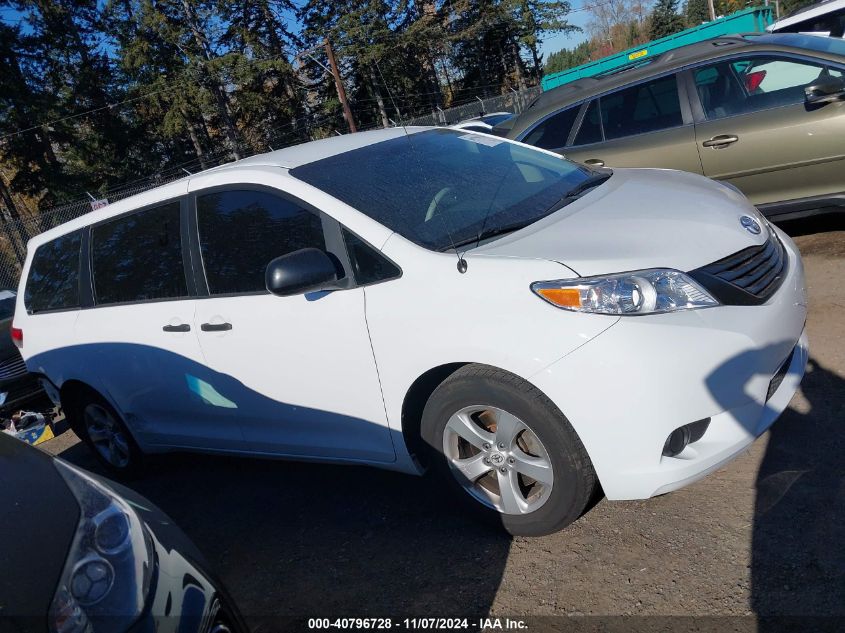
56;440;511;626
751;358;845;625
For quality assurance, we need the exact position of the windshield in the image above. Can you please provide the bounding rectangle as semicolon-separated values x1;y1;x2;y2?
289;129;597;252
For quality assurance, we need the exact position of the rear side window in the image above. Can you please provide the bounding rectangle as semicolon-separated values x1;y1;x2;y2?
600;75;682;140
24;230;82;313
522;106;580;150
197;189;326;295
92;201;187;305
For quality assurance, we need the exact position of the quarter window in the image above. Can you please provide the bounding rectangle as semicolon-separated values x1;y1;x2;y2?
522;106;580;150
197;189;326;295
342;230;400;285
25;230;82;313
600;75;682;140
573;100;602;146
693;56;840;120
92;202;187;305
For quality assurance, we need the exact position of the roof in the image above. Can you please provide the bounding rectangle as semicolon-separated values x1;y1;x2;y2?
211;126;425;171
506;33;844;138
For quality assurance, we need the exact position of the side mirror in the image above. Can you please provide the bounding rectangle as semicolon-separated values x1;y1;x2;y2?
265;248;338;297
805;78;845;106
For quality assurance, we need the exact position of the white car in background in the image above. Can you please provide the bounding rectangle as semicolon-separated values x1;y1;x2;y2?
13;128;807;535
768;0;845;38
450;111;513;133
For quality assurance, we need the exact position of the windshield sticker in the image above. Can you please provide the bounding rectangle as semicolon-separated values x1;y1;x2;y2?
458;133;503;147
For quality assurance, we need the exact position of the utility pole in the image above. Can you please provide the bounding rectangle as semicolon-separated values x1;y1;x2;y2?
707;0;716;21
325;38;357;133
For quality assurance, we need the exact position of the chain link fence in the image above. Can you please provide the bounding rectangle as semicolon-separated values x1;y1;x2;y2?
405;85;541;126
0;85;543;291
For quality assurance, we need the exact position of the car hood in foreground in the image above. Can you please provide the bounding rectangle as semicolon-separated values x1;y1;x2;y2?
471;168;768;277
0;433;79;631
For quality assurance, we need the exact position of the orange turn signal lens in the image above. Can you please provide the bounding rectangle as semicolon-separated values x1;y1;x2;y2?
536;287;582;308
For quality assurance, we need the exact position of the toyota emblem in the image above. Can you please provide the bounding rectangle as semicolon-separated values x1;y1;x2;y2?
740;215;762;235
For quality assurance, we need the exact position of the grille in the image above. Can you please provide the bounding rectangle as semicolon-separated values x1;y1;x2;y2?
767;347;795;401
0;353;27;380
691;232;787;305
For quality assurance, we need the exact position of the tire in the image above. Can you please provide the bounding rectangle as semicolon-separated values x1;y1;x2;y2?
66;388;145;477
420;364;597;536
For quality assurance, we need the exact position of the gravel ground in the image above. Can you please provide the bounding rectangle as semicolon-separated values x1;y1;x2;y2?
42;215;845;628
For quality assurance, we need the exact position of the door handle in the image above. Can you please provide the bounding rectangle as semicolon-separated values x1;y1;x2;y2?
200;322;233;332
584;158;605;167
162;324;191;332
702;134;739;148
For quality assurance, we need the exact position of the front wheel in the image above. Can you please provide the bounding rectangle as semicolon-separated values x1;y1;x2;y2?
421;365;598;536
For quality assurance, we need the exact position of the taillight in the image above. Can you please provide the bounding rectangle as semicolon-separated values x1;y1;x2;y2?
11;326;22;348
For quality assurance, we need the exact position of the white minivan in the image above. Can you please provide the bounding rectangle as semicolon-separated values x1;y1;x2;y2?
14;128;808;535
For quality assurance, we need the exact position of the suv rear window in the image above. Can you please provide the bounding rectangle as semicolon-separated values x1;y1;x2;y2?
24;231;83;314
92;201;187;305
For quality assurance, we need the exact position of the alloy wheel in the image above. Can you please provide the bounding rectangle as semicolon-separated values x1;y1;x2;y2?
83;403;131;469
442;405;554;514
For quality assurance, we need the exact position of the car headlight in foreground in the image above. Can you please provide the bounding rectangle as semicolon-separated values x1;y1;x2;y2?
49;460;154;633
532;269;718;315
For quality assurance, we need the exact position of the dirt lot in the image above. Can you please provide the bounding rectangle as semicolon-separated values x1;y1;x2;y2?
42;215;845;629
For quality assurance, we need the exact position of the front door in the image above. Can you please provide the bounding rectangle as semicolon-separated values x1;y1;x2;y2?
190;187;395;463
689;55;845;206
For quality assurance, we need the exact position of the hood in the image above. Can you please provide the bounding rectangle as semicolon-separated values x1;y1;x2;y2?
471;168;767;277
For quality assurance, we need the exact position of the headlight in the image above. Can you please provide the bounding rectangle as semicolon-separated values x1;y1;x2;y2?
50;461;154;633
532;269;718;315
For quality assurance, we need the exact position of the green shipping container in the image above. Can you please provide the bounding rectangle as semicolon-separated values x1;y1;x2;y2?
541;6;775;91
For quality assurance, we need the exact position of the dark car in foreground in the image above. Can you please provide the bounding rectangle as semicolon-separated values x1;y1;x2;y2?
0;432;246;633
500;33;845;220
0;289;45;413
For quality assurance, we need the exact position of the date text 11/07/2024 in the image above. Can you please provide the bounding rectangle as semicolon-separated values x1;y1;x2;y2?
307;618;529;630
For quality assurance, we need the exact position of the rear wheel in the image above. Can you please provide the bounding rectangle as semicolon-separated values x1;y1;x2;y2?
421;365;597;536
68;389;144;476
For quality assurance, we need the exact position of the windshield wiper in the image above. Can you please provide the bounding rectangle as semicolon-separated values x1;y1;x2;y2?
537;171;612;217
443;172;612;252
448;220;533;250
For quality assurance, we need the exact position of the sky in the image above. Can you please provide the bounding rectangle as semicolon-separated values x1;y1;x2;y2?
540;9;592;58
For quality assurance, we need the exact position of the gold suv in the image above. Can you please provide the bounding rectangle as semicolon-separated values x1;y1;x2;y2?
501;33;845;220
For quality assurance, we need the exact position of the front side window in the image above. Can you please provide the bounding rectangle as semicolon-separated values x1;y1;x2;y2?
600;75;683;140
24;231;82;313
290;129;597;252
694;56;840;120
92;202;187;305
522;106;580;150
197;190;326;295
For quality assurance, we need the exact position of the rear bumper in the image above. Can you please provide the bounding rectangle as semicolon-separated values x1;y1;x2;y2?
531;226;808;500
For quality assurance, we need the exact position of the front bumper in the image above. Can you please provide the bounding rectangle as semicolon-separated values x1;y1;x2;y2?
531;227;808;500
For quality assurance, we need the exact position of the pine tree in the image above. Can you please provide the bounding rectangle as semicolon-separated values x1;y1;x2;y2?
683;0;710;26
648;0;686;39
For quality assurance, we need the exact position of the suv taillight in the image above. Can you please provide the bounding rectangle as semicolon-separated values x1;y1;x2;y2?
11;326;22;348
